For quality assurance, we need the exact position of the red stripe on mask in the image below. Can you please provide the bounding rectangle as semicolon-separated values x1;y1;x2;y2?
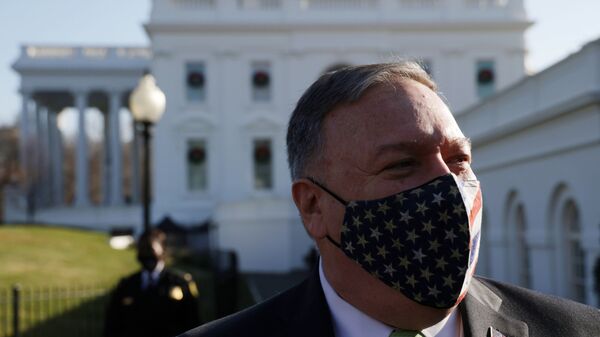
469;188;482;226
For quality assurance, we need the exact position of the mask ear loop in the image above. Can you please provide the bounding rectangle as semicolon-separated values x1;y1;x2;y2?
305;177;348;249
305;177;348;205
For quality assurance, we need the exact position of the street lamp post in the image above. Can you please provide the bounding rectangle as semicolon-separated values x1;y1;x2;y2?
129;74;166;232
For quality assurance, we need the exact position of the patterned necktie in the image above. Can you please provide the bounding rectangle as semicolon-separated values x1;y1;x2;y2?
389;330;425;337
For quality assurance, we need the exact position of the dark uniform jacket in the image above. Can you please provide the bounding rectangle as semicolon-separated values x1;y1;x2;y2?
105;268;200;337
180;268;600;337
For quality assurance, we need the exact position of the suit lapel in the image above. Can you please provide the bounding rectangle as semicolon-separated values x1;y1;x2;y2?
286;267;335;337
460;278;528;337
278;271;529;337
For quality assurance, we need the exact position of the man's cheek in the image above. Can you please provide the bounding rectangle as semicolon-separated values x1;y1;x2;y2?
459;166;477;181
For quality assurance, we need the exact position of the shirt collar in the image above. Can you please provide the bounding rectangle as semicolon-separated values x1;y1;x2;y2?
142;261;165;284
319;259;462;337
152;260;165;279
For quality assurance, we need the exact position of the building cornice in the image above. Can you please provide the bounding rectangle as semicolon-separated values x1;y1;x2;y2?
469;91;600;147
144;20;532;36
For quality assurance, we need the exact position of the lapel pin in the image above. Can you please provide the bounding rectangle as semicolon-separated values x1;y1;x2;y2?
487;326;507;337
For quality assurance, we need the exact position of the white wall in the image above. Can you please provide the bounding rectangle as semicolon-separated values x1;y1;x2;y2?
149;1;529;272
457;39;600;305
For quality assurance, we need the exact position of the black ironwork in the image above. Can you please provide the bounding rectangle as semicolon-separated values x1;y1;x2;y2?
140;121;153;232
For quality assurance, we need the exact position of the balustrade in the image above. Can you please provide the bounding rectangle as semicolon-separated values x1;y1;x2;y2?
164;0;511;12
238;0;282;10
464;0;507;8
399;0;442;8
171;0;216;9
299;0;378;9
21;46;151;61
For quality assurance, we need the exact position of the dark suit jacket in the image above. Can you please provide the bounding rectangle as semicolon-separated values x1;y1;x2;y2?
105;269;200;337
181;269;600;337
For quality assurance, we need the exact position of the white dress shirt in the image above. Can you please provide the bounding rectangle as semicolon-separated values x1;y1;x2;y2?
319;259;463;337
141;260;165;290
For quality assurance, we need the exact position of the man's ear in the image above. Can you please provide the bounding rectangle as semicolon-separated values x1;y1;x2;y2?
291;179;328;240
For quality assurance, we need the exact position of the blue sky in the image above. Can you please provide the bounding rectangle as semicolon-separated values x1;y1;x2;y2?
1;0;599;128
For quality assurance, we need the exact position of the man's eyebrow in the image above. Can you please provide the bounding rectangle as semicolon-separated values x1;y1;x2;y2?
374;140;436;156
447;137;472;151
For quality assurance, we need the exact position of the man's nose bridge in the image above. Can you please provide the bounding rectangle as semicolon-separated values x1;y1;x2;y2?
431;152;451;177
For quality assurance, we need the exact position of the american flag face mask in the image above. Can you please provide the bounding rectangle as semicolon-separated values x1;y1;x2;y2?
309;173;482;308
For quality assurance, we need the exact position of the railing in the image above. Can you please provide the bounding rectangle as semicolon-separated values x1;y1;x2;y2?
464;0;508;8
171;0;216;9
299;0;378;9
238;0;282;10
21;46;151;61
165;0;513;11
0;285;109;337
399;0;442;8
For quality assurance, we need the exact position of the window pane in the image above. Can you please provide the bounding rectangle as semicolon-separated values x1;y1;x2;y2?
476;60;495;99
187;139;207;191
253;139;272;189
251;61;271;102
186;62;206;102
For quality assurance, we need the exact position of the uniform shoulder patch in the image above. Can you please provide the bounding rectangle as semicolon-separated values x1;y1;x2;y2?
188;279;199;297
122;296;134;306
169;286;184;301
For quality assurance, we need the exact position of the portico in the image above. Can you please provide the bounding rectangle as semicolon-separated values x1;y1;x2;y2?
10;46;149;228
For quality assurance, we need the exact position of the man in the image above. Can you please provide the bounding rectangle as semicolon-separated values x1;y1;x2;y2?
181;62;600;336
105;229;200;337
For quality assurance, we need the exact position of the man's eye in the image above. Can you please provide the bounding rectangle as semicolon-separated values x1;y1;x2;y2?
446;155;470;165
387;159;417;170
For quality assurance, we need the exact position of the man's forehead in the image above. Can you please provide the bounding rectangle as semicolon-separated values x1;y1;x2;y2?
325;79;461;142
374;136;472;156
139;241;164;254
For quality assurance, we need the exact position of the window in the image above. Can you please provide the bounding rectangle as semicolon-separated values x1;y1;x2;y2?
186;62;206;102
563;201;585;302
476;60;495;99
253;139;272;189
187;139;207;191
515;205;530;288
251;61;271;102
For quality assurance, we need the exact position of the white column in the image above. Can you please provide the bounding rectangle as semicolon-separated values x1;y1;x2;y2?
108;91;123;205
380;0;397;13
217;0;236;14
44;109;54;206
56;121;65;205
31;103;41;209
446;0;462;19
131;122;141;203
75;91;90;207
35;106;47;207
19;91;32;195
282;0;297;13
103;110;111;205
508;0;526;18
49;111;63;206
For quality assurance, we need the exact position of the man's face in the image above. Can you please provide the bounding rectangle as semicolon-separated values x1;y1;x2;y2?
137;240;164;271
306;78;474;326
318;79;473;238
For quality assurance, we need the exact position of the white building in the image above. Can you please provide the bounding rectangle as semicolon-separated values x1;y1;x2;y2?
457;38;600;307
8;0;531;272
147;0;530;272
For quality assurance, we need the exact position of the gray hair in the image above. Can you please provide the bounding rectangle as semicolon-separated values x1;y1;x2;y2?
286;61;437;180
